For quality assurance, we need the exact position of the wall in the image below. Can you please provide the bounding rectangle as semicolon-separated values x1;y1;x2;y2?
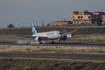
49;22;68;26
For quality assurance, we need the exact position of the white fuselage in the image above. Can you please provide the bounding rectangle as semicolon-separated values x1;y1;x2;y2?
32;31;62;40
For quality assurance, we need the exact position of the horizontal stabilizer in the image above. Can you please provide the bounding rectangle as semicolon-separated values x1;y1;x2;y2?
9;33;36;38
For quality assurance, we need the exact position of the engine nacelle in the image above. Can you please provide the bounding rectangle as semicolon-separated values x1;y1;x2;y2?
35;37;41;41
60;36;67;41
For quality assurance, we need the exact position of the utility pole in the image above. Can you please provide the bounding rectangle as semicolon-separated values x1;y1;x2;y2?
61;17;62;21
63;18;66;34
42;19;44;26
36;21;38;26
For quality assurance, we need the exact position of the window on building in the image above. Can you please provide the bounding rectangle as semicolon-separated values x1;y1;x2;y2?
73;16;75;18
104;17;105;19
78;16;80;19
88;17;90;18
81;16;83;19
86;17;88;19
83;17;85;19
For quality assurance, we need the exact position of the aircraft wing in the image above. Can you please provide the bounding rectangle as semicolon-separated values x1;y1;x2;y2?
62;29;77;36
9;33;49;39
9;33;36;38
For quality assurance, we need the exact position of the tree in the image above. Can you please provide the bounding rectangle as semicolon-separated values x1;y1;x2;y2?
7;23;15;28
42;23;44;26
47;24;49;26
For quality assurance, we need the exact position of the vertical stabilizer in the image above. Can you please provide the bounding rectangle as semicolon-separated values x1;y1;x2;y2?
30;22;37;35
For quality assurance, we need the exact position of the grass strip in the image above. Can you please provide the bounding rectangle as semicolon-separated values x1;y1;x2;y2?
0;57;105;63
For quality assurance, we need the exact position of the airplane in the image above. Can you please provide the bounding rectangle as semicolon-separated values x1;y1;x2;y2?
10;22;76;44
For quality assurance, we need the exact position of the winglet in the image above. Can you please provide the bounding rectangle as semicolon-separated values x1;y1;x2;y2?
30;22;37;35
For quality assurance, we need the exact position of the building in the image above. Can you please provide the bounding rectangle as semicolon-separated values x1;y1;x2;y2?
67;33;74;38
71;10;105;24
71;10;92;24
48;21;72;26
102;15;105;24
48;10;105;26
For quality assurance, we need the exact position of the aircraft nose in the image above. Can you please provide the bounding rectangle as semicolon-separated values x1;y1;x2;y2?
58;32;63;37
61;34;64;37
60;34;63;37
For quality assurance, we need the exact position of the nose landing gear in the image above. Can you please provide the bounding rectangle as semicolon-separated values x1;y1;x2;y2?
39;41;42;44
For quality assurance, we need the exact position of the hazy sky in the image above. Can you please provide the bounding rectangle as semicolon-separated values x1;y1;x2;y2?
0;0;105;28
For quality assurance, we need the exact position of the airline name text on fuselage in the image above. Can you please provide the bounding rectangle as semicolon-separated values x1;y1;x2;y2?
47;33;55;35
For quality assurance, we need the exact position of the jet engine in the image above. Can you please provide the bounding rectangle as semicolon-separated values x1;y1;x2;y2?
60;36;67;41
35;37;41;41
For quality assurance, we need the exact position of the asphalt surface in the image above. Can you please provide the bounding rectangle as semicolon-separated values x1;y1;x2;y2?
0;41;105;47
0;53;105;60
0;41;105;60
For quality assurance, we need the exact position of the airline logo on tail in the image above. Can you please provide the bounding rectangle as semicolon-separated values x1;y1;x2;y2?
30;22;37;35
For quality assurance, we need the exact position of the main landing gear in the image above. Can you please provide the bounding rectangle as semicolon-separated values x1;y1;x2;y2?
51;40;55;44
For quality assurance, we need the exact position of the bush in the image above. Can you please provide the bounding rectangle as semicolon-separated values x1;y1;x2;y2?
7;24;15;28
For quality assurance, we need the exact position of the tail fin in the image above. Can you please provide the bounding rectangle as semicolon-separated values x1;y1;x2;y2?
30;22;37;35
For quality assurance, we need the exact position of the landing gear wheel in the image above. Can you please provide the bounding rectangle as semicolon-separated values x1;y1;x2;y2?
51;42;55;44
59;40;61;42
39;42;42;44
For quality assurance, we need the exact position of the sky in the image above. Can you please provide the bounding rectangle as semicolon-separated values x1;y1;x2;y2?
0;0;105;28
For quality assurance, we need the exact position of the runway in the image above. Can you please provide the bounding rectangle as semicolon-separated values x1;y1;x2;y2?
0;53;105;60
0;41;105;47
0;41;105;60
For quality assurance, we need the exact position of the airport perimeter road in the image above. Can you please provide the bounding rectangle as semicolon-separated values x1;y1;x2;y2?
0;41;105;47
0;53;105;60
